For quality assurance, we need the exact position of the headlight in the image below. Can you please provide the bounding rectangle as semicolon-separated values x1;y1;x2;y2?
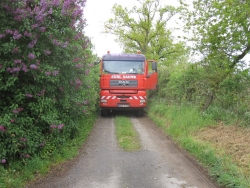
140;99;146;103
101;99;107;103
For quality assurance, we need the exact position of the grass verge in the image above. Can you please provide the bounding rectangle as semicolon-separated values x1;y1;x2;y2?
0;114;97;188
115;116;141;151
147;102;250;188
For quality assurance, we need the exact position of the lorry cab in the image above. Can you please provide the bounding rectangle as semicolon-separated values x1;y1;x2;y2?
96;51;158;116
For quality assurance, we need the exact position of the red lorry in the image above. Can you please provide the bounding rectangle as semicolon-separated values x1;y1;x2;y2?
96;51;158;116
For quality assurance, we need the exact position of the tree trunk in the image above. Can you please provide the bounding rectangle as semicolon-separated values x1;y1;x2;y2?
202;91;214;111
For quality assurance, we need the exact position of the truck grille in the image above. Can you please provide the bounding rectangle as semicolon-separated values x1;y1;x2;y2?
110;80;138;87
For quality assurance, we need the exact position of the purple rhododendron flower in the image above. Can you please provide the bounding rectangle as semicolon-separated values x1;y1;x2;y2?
14;59;22;64
12;107;23;114
39;90;46;95
75;64;83;68
28;39;37;48
0;125;7;132
22;63;28;72
28;53;36;59
30;64;38;69
81;0;87;6
73;58;81;62
14;15;22;21
20;137;27;142
53;39;62;46
70;22;76;29
40;27;46;32
28;43;34;48
50;124;57;129
45;71;51;76
58;124;65;129
31;24;39;29
13;30;22;40
13;30;18;35
44;50;51;55
61;0;71;15
53;70;59;76
52;0;60;7
13;67;21;72
75;78;82;89
12;109;19;114
12;47;19;54
10;119;15;123
85;69;90;75
13;34;22;40
72;7;82;17
76;79;82;84
48;8;53;14
24;31;32;37
1;159;6;164
23;154;30;158
25;94;33;98
62;41;68;48
6;29;13;34
74;33;82;40
0;34;6;39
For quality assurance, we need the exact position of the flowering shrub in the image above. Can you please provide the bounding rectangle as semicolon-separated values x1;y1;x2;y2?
0;0;99;165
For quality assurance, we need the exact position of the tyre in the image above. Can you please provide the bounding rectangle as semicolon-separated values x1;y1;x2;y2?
137;109;144;117
101;109;107;117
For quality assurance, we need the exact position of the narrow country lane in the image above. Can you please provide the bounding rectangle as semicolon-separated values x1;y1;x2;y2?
28;115;219;188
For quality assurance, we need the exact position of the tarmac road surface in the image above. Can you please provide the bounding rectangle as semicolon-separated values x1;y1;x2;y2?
28;113;219;188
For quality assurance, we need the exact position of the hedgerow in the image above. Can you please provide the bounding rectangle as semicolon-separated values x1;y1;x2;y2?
0;0;98;165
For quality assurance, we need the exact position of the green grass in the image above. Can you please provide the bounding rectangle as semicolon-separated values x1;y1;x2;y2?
148;101;250;188
115;116;141;151
0;114;97;188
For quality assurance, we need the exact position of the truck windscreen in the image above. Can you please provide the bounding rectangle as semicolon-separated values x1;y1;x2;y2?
103;61;144;74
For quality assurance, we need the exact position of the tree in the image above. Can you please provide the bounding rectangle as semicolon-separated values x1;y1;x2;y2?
180;0;250;109
103;0;188;63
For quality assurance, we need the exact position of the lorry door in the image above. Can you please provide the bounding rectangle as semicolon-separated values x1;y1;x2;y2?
146;61;158;90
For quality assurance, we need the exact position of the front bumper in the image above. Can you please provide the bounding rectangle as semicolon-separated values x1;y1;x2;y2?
100;90;147;110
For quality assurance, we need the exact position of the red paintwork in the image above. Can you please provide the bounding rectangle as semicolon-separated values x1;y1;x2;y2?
98;52;158;111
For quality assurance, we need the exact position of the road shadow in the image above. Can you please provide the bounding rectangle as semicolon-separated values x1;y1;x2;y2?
100;109;147;118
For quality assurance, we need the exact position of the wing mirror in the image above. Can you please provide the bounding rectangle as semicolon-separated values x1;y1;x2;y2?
152;62;157;72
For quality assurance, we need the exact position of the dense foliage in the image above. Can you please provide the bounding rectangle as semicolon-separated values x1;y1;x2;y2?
0;0;99;165
176;0;250;109
154;0;250;126
148;1;250;186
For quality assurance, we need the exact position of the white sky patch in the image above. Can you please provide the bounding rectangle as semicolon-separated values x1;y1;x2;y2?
84;0;135;57
83;0;183;57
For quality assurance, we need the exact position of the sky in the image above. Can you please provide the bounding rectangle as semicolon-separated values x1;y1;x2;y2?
83;0;181;57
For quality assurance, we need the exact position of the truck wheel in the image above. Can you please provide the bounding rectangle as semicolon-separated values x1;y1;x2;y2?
101;109;107;117
137;109;144;117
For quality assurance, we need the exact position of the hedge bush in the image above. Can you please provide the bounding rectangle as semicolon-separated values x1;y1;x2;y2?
0;0;98;165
